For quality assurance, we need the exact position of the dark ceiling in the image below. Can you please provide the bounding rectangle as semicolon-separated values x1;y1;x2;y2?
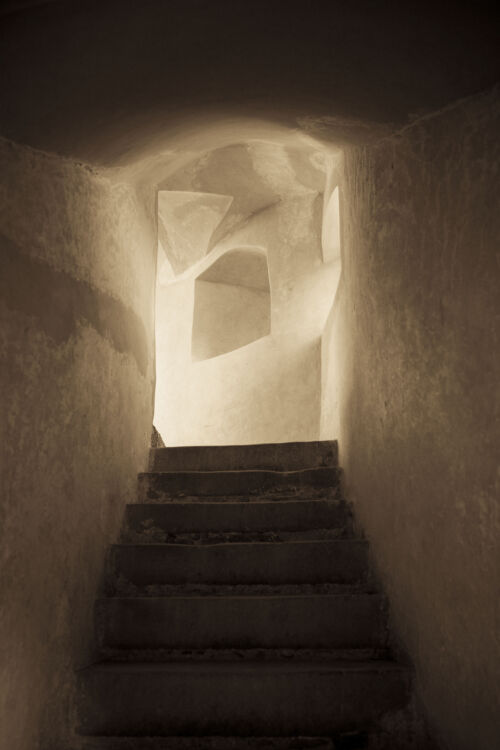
1;0;499;165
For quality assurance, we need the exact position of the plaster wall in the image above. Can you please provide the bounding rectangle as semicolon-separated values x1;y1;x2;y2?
192;280;270;361
0;138;156;749
322;88;500;750
155;193;338;445
320;283;343;441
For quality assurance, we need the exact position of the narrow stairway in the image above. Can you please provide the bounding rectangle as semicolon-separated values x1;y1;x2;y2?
77;441;412;749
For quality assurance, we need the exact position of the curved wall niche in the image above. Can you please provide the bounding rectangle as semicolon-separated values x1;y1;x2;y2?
192;249;271;361
157;190;233;275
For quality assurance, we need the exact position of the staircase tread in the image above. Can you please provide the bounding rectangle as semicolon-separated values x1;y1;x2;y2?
131;500;342;507
152;441;337;448
110;583;377;597
127;499;345;506
141;468;338;476
101;648;391;663
79;737;337;749
98;592;382;601
81;659;407;674
112;540;366;548
121;532;353;545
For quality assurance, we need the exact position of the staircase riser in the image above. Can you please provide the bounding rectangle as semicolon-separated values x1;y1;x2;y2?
124;501;351;535
79;738;337;750
78;667;411;735
96;596;386;650
149;442;338;473
138;469;340;500
109;541;368;586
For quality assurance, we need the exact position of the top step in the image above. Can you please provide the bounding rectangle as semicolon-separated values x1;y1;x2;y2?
149;441;338;473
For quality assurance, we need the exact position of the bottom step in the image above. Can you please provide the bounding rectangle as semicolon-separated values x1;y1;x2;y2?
79;738;336;749
78;660;410;736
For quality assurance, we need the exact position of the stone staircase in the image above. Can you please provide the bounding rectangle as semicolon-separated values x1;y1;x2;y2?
76;441;417;749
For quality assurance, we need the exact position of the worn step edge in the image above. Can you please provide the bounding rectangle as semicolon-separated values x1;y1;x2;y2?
98;647;391;663
132;490;341;505
149;441;338;473
121;529;354;544
95;594;387;650
79;736;337;749
108;540;370;587
138;468;340;500
109;581;378;597
124;500;352;536
77;660;411;736
78;659;409;674
110;539;365;550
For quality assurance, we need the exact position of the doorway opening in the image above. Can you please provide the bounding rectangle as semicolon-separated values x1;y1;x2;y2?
153;137;342;446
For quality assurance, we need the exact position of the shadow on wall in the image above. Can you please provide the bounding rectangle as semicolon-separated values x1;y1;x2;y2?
153;140;343;445
192;249;271;361
0;135;157;750
321;88;500;750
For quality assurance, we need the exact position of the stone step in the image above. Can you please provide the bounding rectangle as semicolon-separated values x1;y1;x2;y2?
108;540;369;587
110;582;377;598
122;528;352;545
96;594;386;651
138;468;340;502
79;736;337;749
124;500;351;537
100;647;390;663
77;660;411;736
149;441;338;473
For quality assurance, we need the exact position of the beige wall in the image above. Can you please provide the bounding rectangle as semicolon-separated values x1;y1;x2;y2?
322;88;500;750
0;138;156;749
192;280;271;361
155;192;339;445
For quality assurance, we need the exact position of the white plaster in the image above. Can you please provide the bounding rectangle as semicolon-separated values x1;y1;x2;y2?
157;190;233;274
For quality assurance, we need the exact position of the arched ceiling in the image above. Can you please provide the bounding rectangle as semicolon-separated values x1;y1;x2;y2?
1;0;499;167
156;139;329;278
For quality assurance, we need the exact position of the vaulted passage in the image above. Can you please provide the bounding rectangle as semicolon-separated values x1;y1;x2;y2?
153;140;340;446
1;4;499;750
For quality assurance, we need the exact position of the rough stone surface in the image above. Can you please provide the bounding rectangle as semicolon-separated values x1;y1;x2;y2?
322;87;500;750
74;443;431;747
100;648;389;664
138;468;340;500
79;739;337;750
149;441;338;472
77;660;411;736
151;427;166;448
0;137;156;750
95;594;386;650
109;540;369;587
109;582;376;598
124;498;349;537
122;528;351;546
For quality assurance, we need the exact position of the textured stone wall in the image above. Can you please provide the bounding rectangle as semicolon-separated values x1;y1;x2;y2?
323;87;500;749
0;138;156;749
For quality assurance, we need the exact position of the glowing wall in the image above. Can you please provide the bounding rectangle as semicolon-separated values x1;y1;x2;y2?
192;250;271;361
154;145;340;446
